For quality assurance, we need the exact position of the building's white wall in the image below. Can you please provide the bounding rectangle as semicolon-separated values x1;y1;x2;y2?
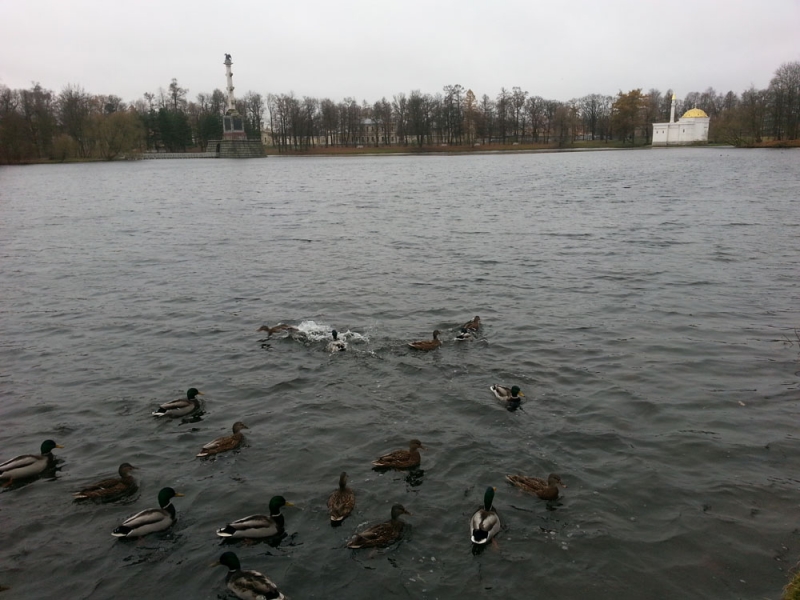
652;117;709;145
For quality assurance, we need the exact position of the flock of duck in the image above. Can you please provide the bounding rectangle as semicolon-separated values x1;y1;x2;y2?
0;315;565;600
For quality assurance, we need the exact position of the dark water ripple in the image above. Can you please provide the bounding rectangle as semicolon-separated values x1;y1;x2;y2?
1;148;799;599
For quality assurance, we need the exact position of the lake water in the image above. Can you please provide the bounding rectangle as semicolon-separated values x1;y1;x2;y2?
1;148;799;600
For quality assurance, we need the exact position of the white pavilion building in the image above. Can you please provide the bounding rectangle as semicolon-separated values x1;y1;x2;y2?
652;94;710;145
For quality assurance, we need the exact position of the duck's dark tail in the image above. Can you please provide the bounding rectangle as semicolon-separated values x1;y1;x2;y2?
471;529;489;543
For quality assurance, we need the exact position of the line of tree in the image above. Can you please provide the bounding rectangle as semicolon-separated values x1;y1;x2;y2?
1;61;798;163
0;78;265;163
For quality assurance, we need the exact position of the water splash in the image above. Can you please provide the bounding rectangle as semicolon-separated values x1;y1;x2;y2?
296;320;369;343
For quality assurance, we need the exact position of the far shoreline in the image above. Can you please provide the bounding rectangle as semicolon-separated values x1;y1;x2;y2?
5;140;798;166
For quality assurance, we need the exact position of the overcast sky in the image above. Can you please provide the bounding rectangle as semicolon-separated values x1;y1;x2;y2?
2;0;798;105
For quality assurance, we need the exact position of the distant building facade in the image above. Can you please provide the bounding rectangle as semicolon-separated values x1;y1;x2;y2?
652;94;710;146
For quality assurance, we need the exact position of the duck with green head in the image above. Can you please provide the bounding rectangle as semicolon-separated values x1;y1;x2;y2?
0;440;63;486
327;329;347;352
111;487;183;538
216;551;285;600
216;495;293;539
490;385;524;407
152;388;203;418
470;486;500;545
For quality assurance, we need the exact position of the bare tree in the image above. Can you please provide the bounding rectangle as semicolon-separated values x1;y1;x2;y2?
243;91;265;134
477;94;495;144
526;95;545;143
168;78;188;112
392;93;408;146
496;87;510;143
642;88;662;144
58;84;91;157
510;87;528;142
578;94;604;141
320;98;338;146
407;90;428;147
463;89;476;145
442;84;464;145
768;61;800;140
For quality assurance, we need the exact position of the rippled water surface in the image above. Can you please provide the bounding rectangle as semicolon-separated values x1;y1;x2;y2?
1;148;799;599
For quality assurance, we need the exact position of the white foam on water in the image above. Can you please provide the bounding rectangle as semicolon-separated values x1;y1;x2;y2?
296;320;369;343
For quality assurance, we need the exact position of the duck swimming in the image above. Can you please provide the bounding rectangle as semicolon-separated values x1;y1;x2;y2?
506;473;566;500
408;330;442;351
327;472;356;523
327;329;347;352
257;324;298;338
490;385;524;408
73;463;137;502
216;495;293;539
0;439;63;486
111;487;183;538
372;439;424;470
197;421;248;458
216;551;285;600
470;486;500;545
347;504;411;548
462;315;481;331
152;388;203;418
455;328;475;341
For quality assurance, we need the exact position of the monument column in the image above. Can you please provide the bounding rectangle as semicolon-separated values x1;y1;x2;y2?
222;53;246;141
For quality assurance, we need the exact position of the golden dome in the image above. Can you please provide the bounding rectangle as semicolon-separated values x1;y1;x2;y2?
681;108;708;118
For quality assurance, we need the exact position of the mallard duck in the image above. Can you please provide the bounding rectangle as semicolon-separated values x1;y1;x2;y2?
257;323;298;338
327;472;356;522
506;473;566;500
462;315;481;331
111;487;183;538
490;385;524;404
408;330;442;351
216;495;293;539
372;439;424;470
347;504;411;548
152;388;203;418
0;440;63;485
216;551;285;600
470;486;500;545
327;329;347;352
196;421;248;458
455;327;475;341
73;463;138;501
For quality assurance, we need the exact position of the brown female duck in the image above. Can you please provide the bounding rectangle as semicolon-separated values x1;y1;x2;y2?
257;324;298;338
505;473;566;500
372;439;424;470
347;504;411;548
408;330;442;351
462;315;481;331
327;471;356;522
197;421;248;457
73;462;138;501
